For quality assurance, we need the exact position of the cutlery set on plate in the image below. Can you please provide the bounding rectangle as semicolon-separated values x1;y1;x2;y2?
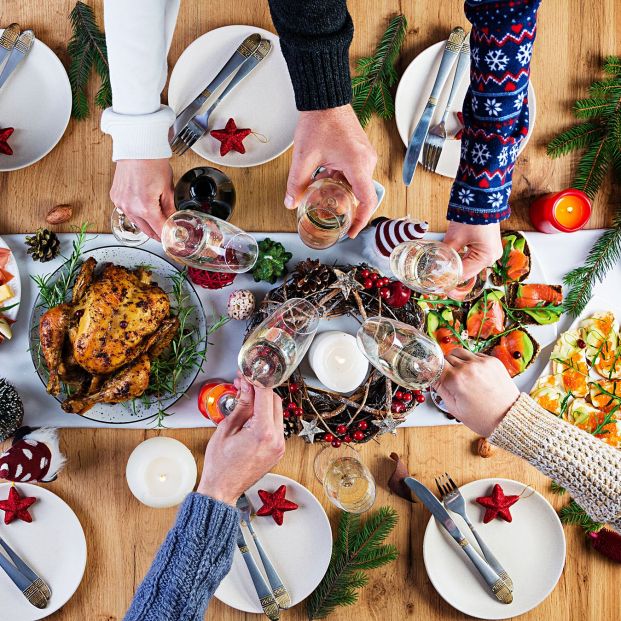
405;474;514;605
170;32;271;156
0;531;51;609
403;26;470;183
0;23;35;94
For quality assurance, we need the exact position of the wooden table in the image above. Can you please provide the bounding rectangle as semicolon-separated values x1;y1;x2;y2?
0;1;619;620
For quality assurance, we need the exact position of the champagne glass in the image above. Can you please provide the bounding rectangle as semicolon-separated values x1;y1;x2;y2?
238;298;320;388
111;207;150;246
297;176;357;249
162;210;258;273
356;316;444;390
390;240;463;295
314;445;376;513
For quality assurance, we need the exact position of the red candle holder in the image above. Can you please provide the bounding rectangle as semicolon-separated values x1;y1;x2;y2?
529;189;592;233
198;380;237;425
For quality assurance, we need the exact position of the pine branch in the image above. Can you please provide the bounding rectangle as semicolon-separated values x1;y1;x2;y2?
574;97;615;119
603;55;621;75
307;506;399;620
67;2;111;119
550;482;566;495
352;14;408;128
546;122;604;158
559;500;604;533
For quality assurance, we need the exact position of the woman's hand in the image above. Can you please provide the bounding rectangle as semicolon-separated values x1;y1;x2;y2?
434;348;520;437
444;221;503;281
197;376;285;506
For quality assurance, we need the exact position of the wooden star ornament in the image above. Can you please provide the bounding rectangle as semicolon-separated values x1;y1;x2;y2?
0;485;37;524
209;118;252;156
476;483;520;523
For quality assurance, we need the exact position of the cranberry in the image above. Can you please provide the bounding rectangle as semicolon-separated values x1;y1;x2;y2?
441;335;452;344
343;434;352;443
283;410;290;419
324;433;335;443
360;269;370;278
413;389;422;396
363;278;374;289
331;439;342;448
286;401;297;411
415;393;426;404
379;287;391;299
336;424;347;435
392;401;406;413
289;382;299;393
577;339;586;349
369;272;380;281
353;430;365;441
357;420;368;431
402;392;413;402
395;390;404;400
295;407;304;417
512;351;522;359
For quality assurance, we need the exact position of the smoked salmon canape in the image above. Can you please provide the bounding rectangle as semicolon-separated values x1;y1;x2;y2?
491;231;531;286
505;283;563;325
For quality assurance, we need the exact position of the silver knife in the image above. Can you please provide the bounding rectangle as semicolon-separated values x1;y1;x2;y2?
403;27;465;185
0;535;51;599
236;526;280;620
404;477;513;604
0;29;35;92
0;550;48;609
0;23;20;66
171;32;261;140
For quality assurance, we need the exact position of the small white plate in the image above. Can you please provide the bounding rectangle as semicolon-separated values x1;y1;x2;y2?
423;478;565;619
0;482;87;620
395;40;536;178
214;473;332;613
169;25;299;168
0;235;21;322
0;30;71;172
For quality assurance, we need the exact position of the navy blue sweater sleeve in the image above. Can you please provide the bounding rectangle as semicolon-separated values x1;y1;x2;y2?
123;493;239;621
448;0;542;224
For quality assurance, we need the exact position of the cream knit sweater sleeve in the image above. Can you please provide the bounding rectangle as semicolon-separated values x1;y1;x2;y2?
489;394;621;533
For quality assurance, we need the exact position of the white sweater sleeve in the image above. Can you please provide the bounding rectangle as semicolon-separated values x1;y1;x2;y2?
100;0;180;161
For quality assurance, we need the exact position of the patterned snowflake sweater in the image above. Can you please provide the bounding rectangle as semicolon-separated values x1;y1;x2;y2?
447;0;542;225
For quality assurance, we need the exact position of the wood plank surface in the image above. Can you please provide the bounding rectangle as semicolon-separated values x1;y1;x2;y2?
0;1;619;620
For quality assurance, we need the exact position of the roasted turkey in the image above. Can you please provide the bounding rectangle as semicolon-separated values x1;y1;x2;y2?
39;258;179;414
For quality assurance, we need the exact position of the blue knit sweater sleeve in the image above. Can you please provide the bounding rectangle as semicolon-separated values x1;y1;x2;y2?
447;0;542;225
124;493;239;621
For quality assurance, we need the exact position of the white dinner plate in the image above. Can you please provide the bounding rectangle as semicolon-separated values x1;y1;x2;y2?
0;235;21;322
214;473;332;613
169;25;299;168
0;30;71;172
395;39;536;178
423;478;565;619
0;483;87;620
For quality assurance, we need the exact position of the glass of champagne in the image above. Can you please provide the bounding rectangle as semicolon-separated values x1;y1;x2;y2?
238;298;320;388
111;207;150;247
161;210;258;273
314;445;376;513
390;240;463;295
356;316;444;390
297;175;357;249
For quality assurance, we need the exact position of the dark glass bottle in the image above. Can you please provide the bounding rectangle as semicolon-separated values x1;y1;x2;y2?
174;167;236;221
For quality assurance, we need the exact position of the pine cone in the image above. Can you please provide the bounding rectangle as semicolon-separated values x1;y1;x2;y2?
283;416;299;439
25;228;61;262
291;259;334;295
0;378;24;441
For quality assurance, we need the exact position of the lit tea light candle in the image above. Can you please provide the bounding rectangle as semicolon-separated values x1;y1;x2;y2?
529;189;592;233
308;331;369;393
126;437;197;508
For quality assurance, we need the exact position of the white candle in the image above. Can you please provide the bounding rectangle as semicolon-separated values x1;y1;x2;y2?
308;331;369;393
126;437;197;508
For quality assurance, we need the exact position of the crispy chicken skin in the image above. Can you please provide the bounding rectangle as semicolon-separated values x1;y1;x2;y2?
39;303;72;395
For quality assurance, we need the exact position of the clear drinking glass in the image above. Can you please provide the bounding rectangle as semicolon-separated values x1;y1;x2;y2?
314;445;376;513
390;240;463;295
161;210;258;273
297;177;357;249
111;207;150;246
356;316;444;390
238;298;320;388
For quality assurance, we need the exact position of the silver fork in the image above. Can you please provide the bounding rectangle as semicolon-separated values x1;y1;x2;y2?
0;23;20;65
171;38;272;156
422;39;470;172
435;473;513;591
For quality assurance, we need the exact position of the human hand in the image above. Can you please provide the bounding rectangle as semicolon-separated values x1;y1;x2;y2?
444;221;503;281
285;105;378;238
109;159;176;240
434;348;519;437
197;376;285;506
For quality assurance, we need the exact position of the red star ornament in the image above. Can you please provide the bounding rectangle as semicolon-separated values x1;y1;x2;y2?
256;485;298;526
210;118;252;156
0;127;14;156
476;484;520;523
0;486;37;524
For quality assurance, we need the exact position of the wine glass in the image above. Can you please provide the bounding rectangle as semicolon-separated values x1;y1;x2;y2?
161;210;258;273
314;445;376;513
238;298;320;388
390;240;463;295
111;207;150;247
356;316;444;390
297;176;357;249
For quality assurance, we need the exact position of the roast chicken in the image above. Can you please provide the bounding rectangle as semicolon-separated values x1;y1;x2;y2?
39;258;179;414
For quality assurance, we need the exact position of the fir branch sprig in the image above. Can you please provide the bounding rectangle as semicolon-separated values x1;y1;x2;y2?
559;500;604;533
67;1;111;119
307;506;398;620
352;14;408;128
550;482;566;495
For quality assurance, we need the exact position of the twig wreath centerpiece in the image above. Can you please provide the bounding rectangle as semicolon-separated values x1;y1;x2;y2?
244;259;426;445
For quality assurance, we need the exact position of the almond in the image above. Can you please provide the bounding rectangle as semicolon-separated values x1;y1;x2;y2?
477;437;494;458
46;204;73;225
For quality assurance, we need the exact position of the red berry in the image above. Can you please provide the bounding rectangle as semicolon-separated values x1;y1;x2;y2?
379;287;391;299
356;420;368;431
324;433;335;443
413;389;422;395
577;339;586;349
331;439;342;448
286;401;297;410
360;269;370;278
402;392;413;402
363;278;374;289
336;424;347;435
384;281;412;308
370;272;380;281
283;410;290;419
379;277;390;287
441;336;452;344
353;430;365;441
415;393;426;403
392;401;405;413
343;434;352;443
295;407;304;417
395;390;404;400
289;382;299;393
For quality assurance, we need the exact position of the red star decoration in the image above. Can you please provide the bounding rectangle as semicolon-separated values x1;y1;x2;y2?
256;485;298;526
0;127;14;156
0;486;37;525
476;484;520;523
210;118;252;156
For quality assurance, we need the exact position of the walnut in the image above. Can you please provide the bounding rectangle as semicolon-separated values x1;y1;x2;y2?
477;437;494;458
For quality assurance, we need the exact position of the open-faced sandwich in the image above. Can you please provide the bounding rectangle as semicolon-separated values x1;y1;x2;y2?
484;328;540;378
491;230;531;286
426;308;466;355
505;283;563;325
0;246;16;343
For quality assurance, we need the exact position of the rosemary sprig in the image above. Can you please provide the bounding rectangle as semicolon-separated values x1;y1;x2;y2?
0;302;19;314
